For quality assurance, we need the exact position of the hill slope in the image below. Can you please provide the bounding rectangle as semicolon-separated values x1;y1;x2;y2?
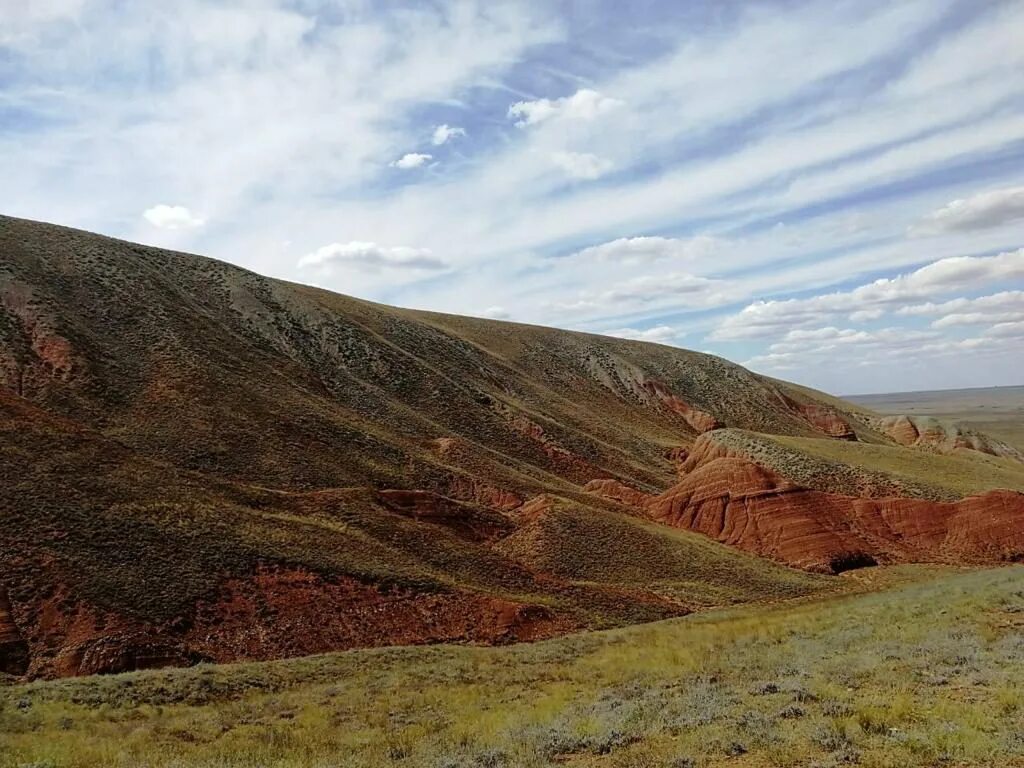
1;214;1022;678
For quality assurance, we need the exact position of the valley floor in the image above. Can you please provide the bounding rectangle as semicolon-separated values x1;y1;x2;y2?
3;565;1024;767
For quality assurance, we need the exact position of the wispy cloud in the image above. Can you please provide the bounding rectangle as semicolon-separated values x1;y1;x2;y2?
299;242;447;271
507;88;623;127
432;124;466;146
602;325;684;344
2;0;1023;393
391;153;433;170
550;151;612;180
143;204;204;230
712;249;1024;340
911;186;1024;236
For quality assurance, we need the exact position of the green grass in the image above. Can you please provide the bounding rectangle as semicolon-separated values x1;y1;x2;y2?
770;434;1024;498
705;428;1024;501
4;566;1024;767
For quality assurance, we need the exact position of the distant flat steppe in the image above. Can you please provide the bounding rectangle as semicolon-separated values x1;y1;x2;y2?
848;385;1024;451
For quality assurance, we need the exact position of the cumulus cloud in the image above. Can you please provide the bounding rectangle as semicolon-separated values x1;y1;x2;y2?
553;272;731;316
572;235;723;264
744;326;941;370
391;153;432;169
912;185;1024;235
480;306;510;319
432;124;465;145
987;320;1024;339
712;248;1024;340
142;204;205;229
602;325;683;344
897;291;1024;328
550;151;613;180
507;88;622;127
849;308;884;322
298;241;447;271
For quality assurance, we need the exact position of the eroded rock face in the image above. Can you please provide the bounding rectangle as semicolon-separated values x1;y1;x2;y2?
376;489;514;541
877;415;1024;462
583;478;654;508
185;567;572;662
17;567;573;678
640;379;723;433
582;446;1024;573
797;404;857;440
0;588;29;676
646;457;1024;572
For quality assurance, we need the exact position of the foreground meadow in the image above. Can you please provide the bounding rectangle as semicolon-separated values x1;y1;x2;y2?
3;566;1023;768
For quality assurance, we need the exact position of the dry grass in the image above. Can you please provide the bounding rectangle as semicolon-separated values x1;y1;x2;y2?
3;566;1023;767
770;434;1024;498
703;428;1024;501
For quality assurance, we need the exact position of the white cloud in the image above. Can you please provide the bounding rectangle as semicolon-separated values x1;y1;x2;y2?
432;124;465;145
745;326;942;371
987;320;1024;339
298;241;447;271
899;291;1024;317
142;204;205;230
849;308;884;322
553;272;732;319
391;153;433;169
480;306;510;319
912;185;1024;235
0;0;88;46
5;1;1024;395
550;151;612;180
602;325;684;344
712;248;1024;340
572;235;723;264
895;291;1024;328
508;88;623;127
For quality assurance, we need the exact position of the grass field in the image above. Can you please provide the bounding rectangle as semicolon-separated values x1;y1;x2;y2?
699;427;1024;502
768;433;1024;498
4;565;1024;767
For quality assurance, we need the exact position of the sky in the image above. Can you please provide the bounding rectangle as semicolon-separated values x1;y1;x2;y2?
2;0;1023;395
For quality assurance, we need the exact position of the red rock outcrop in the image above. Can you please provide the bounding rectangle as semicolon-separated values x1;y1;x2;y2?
798;404;857;440
0;588;29;676
883;415;921;446
16;568;574;678
640;379;722;433
877;415;1024;462
184;567;571;663
646;457;1024;572
376;489;514;541
583;478;653;508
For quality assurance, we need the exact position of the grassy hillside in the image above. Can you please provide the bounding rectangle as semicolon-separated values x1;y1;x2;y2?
1;389;828;678
2;213;1022;679
0;215;875;677
771;434;1024;498
705;428;1024;501
4;566;1023;767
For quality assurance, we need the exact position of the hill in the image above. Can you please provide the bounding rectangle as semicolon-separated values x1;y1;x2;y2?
1;214;1022;679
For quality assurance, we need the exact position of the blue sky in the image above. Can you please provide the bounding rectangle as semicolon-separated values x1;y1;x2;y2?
2;0;1023;394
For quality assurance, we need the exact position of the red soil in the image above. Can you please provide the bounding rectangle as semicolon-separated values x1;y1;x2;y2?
376;489;513;541
185;566;572;664
11;568;573;678
640;379;722;433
